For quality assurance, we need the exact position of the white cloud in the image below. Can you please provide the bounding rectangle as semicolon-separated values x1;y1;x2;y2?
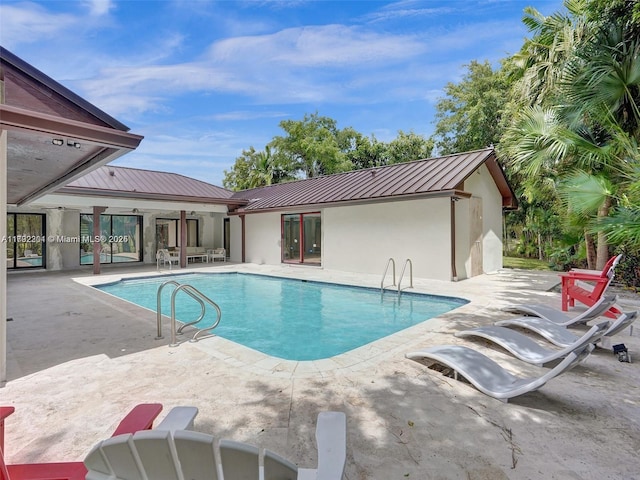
83;0;114;16
0;3;76;48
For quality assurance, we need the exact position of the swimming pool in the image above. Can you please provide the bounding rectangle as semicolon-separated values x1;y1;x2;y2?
97;273;468;360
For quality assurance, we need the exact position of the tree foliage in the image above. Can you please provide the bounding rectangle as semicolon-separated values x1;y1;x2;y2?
431;60;510;154
223;114;432;191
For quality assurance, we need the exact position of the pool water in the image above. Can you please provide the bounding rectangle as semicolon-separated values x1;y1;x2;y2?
97;273;468;360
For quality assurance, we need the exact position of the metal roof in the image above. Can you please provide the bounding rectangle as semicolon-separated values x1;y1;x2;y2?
231;148;516;212
1;46;143;206
58;165;240;204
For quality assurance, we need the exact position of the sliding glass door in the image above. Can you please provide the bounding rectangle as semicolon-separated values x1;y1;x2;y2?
80;214;142;264
282;212;321;265
6;213;46;269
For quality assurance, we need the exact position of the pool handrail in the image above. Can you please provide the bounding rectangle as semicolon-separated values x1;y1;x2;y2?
156;280;205;339
156;280;222;346
381;257;396;294
398;258;414;297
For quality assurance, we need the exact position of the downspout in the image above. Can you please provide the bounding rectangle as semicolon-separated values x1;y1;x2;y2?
450;197;458;282
240;214;246;263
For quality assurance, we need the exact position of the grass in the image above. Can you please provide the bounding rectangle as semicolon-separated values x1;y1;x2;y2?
503;256;552;271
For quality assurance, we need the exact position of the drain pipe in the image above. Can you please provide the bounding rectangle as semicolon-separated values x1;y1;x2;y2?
450;197;458;282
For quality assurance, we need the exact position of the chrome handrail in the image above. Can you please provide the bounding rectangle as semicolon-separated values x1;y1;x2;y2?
170;284;221;346
156;280;205;339
381;258;396;293
398;259;414;297
156;280;221;346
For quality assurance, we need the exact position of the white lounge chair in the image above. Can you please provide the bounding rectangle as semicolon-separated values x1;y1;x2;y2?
502;294;617;325
84;411;346;480
406;344;595;403
494;311;637;347
454;321;609;366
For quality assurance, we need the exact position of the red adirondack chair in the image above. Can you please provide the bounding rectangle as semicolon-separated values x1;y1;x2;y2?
559;254;623;319
1;403;162;480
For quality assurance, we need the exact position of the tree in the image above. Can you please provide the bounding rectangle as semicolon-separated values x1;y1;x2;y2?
431;60;511;154
386;131;433;164
222;146;295;191
269;112;353;178
502;0;640;269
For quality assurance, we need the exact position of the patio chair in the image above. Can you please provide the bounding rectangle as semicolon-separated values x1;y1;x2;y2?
559;254;623;318
157;249;180;270
1;403;163;480
503;294;618;326
406;343;595;403
454;321;610;366
207;247;226;263
495;311;637;348
84;411;347;480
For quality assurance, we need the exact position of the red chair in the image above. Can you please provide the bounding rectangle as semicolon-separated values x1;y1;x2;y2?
1;403;162;480
559;254;623;319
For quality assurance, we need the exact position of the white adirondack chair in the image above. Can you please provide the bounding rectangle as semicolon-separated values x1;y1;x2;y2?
84;411;346;480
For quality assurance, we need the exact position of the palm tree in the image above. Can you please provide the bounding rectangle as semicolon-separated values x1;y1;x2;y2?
503;1;640;269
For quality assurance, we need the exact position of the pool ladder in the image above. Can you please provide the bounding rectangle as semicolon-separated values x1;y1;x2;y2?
381;257;413;297
156;280;221;347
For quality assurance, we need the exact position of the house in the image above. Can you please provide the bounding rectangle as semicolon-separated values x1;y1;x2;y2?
1;45;518;382
228;148;517;282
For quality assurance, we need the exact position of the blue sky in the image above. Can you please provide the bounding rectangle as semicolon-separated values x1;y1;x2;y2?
1;0;561;187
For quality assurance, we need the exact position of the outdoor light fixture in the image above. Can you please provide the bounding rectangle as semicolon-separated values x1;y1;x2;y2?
132;208;139;214
52;138;64;146
67;140;81;148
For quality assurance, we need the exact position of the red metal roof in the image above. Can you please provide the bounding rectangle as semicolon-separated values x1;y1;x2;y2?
232;148;516;212
59;165;238;203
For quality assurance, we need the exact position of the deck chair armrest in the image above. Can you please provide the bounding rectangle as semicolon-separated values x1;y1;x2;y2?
111;403;163;437
315;412;347;480
0;407;15;453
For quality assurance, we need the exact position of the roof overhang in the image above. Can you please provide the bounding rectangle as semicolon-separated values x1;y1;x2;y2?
483;153;518;209
1;104;143;206
53;185;249;208
228;189;472;215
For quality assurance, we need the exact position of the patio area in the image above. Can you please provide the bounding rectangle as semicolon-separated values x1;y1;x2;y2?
2;263;639;479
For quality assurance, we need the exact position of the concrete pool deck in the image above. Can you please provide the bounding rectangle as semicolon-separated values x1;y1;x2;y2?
3;263;640;478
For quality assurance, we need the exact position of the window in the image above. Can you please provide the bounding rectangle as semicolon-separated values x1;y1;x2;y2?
282;213;321;265
6;213;46;269
80;214;142;264
155;218;199;252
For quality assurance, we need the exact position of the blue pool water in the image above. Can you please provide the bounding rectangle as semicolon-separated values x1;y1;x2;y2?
97;273;468;360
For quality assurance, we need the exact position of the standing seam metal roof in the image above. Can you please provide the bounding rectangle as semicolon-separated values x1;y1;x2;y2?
62;165;235;200
232;148;515;211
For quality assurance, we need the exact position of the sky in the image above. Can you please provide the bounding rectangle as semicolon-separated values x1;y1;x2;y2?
1;0;562;187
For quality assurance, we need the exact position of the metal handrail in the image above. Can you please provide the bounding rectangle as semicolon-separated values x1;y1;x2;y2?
156;280;221;346
156;280;205;339
170;284;221;346
398;259;414;297
381;258;396;293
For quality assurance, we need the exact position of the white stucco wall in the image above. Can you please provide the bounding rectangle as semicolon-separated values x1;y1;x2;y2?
322;198;452;281
244;212;283;265
462;164;504;274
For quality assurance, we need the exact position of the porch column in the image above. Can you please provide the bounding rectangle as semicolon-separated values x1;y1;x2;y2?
92;206;106;275
180;210;186;268
1;129;7;382
240;214;245;263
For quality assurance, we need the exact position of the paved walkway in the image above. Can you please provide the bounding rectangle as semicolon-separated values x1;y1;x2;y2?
3;263;639;479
